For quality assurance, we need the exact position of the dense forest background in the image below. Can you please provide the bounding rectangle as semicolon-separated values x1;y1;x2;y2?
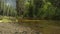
0;0;60;20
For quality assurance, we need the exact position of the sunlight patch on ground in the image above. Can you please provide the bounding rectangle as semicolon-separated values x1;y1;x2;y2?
0;16;17;23
0;21;2;22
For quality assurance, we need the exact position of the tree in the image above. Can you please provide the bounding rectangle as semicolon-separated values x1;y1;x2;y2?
16;0;25;16
49;0;60;8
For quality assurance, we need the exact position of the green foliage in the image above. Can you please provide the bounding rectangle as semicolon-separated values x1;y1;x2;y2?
49;0;60;8
21;0;60;20
1;0;60;20
0;1;17;17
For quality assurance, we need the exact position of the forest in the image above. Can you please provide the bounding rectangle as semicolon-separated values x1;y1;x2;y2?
0;0;60;34
0;0;60;20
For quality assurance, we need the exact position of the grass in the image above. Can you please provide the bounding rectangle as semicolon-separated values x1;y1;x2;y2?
0;16;17;23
